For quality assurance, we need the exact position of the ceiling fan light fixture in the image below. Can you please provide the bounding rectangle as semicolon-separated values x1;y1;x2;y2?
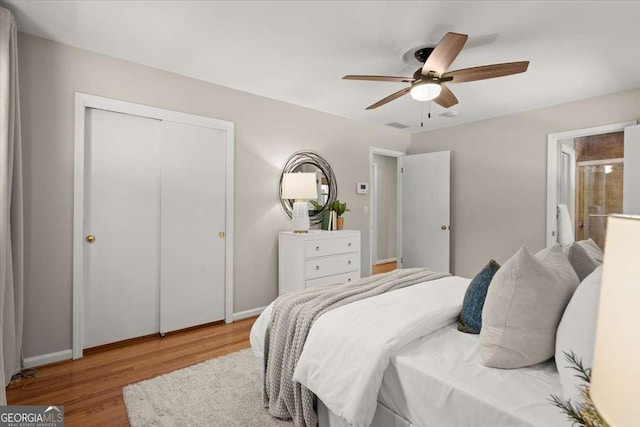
410;82;442;101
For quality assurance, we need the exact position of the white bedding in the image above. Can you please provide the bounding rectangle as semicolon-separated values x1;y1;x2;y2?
292;276;470;427
379;323;567;427
250;275;566;427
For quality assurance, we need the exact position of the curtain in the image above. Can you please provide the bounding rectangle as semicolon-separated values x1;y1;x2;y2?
0;6;23;406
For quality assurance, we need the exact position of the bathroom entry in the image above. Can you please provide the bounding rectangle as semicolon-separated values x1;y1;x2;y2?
558;130;625;249
547;121;640;248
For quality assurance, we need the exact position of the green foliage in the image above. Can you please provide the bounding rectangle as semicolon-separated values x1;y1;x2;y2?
309;200;324;212
332;200;350;217
548;351;610;427
309;200;350;217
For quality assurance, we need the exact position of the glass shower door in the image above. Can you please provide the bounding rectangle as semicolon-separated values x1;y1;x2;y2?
576;162;624;249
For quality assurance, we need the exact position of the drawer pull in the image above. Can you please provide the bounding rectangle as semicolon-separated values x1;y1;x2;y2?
348;260;352;265
348;243;352;247
316;246;320;251
316;266;320;270
347;278;352;282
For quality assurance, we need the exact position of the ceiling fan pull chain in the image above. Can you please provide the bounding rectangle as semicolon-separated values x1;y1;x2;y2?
428;101;431;119
421;102;424;127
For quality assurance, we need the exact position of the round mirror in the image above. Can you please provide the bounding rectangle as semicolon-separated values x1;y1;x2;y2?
279;151;337;225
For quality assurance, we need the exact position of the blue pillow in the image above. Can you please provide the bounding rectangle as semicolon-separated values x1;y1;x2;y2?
458;260;500;334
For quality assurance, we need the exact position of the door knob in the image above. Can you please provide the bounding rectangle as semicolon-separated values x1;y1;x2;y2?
441;225;447;230
218;232;225;238
86;234;95;243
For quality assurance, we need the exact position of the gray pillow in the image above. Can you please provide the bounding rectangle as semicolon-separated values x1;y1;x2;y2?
564;242;598;281
577;238;604;264
480;246;579;368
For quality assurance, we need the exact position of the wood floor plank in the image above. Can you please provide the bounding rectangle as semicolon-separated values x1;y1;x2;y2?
7;317;257;426
372;261;397;275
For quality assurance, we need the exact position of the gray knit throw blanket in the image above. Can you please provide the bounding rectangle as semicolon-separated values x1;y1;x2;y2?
263;268;450;427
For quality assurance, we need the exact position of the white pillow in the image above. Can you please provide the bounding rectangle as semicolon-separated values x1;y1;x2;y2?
577;238;604;264
556;266;603;402
480;246;579;368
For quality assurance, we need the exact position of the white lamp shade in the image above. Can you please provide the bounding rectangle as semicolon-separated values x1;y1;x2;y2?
591;215;640;427
282;173;318;200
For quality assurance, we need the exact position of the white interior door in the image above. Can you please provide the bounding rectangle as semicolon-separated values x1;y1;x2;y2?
400;151;450;272
624;125;640;214
160;121;227;333
84;109;162;348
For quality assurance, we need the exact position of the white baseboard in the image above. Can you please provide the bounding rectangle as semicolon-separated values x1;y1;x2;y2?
233;306;267;321
22;310;266;367
375;258;397;265
22;349;72;369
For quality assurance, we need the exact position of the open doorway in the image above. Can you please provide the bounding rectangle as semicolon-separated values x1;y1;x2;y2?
370;147;404;275
547;120;637;248
369;147;451;275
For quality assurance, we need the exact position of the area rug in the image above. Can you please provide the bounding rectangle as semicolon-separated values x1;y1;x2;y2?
122;348;292;427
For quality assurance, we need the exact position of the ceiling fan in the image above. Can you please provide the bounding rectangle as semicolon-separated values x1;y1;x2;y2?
344;32;529;110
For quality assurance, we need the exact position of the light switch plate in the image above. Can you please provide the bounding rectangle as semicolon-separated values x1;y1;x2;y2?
356;182;368;194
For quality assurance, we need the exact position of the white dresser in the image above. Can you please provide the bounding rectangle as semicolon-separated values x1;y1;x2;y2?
278;230;361;295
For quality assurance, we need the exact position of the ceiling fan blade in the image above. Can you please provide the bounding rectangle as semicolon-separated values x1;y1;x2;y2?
442;61;529;83
366;87;411;110
422;32;468;76
433;84;458;108
343;75;415;83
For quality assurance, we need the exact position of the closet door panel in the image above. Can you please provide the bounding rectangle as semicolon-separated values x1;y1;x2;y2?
84;109;162;348
160;121;227;333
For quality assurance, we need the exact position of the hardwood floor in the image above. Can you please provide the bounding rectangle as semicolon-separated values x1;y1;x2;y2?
7;317;256;426
372;261;397;275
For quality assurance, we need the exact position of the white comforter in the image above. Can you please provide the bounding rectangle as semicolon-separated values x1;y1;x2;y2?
251;275;470;427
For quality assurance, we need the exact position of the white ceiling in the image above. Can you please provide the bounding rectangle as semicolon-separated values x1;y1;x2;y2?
4;1;640;133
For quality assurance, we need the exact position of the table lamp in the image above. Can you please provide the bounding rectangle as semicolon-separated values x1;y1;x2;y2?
282;172;318;233
591;215;640;427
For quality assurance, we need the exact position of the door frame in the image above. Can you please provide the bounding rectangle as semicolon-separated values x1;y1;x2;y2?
370;162;378;265
560;144;576;231
546;120;636;248
369;147;405;276
73;93;235;359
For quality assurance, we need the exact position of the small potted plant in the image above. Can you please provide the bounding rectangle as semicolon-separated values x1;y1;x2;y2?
309;200;323;214
332;200;350;230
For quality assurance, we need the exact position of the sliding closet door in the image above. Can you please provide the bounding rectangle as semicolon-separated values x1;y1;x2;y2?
160;121;226;333
84;109;162;348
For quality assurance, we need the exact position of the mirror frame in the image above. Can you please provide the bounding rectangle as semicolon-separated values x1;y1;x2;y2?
279;150;338;225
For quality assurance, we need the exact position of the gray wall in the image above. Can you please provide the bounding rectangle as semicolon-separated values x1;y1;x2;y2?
18;33;409;358
373;154;397;262
409;88;640;279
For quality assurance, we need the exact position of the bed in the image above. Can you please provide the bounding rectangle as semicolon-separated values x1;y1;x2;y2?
250;273;568;427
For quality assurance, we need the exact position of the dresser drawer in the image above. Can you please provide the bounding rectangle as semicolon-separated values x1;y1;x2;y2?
305;253;360;280
305;271;360;288
305;236;359;258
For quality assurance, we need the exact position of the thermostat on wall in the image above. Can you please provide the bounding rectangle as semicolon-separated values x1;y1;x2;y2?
356;182;368;194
